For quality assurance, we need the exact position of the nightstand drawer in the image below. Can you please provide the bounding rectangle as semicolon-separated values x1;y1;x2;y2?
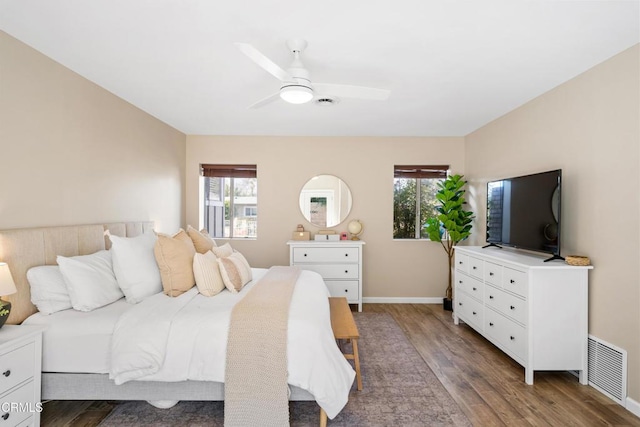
0;343;34;393
0;379;35;426
297;264;358;279
292;247;359;263
325;281;359;302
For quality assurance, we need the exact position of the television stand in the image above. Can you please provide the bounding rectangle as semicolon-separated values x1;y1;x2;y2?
543;254;565;262
482;243;502;249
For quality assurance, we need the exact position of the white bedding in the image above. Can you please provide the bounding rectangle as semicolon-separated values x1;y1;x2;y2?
23;298;131;373
109;267;355;419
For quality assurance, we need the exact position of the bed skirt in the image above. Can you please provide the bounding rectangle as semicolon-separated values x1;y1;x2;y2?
42;373;316;402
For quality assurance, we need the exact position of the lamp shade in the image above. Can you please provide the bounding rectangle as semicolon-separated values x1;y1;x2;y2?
0;263;17;297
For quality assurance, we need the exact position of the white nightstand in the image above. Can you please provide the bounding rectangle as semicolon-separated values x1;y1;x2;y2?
0;326;45;427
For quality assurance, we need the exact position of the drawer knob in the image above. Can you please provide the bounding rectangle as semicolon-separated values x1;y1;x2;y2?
472;287;477;291
472;311;477;315
510;336;515;341
344;270;348;274
510;305;515;310
489;295;494;299
459;261;463;264
458;280;462;284
510;279;515;284
2;370;9;377
472;266;477;270
489;272;494;276
344;289;348;293
1;413;8;420
344;253;349;257
458;302;462;306
489;322;494;326
303;253;307;257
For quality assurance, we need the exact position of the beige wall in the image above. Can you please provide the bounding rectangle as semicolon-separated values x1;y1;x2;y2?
465;45;640;401
186;136;465;299
0;31;186;233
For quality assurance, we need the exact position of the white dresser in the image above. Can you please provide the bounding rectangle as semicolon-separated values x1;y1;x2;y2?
288;240;365;311
453;246;591;385
0;325;45;427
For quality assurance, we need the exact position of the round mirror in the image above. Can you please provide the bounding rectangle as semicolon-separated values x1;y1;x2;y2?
299;175;353;228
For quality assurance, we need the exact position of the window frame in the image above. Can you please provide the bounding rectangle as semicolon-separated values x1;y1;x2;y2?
200;164;257;239
393;165;449;240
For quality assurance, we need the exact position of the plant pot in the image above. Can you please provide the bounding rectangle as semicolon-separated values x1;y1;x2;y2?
443;297;453;311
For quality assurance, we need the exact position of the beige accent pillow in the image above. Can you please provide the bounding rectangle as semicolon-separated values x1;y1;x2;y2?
186;225;217;254
211;242;234;258
217;252;253;293
193;251;225;297
154;229;197;297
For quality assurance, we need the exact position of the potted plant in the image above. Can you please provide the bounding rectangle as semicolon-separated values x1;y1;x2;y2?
424;174;474;311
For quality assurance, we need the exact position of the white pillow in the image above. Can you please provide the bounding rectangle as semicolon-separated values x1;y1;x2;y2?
27;266;72;315
193;251;226;297
57;250;124;312
109;232;162;303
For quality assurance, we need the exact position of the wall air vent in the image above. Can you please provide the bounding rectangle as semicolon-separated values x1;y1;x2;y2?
588;335;627;405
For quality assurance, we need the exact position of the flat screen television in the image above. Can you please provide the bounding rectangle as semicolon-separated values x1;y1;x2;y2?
485;170;562;261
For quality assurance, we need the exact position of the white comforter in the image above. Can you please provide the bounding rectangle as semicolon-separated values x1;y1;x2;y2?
109;268;355;419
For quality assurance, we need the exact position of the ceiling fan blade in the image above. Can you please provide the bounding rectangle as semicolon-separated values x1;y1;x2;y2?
235;42;293;82
314;83;390;101
248;92;281;109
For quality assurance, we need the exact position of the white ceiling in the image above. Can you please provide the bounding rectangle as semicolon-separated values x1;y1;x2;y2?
1;1;638;136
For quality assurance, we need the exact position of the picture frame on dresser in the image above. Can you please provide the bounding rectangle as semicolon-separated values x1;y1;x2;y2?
288;240;365;312
453;246;592;385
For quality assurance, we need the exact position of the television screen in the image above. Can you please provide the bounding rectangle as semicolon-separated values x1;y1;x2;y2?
486;170;561;258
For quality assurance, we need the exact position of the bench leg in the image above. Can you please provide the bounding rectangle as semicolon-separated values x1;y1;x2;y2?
320;407;327;427
353;338;363;391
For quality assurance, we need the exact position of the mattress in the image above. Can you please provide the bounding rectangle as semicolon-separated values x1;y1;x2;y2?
21;268;270;374
23;298;132;373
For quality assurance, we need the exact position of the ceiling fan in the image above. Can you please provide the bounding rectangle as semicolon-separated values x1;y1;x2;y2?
235;39;391;108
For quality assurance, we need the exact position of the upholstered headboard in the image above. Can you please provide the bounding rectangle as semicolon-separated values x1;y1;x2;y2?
0;222;154;325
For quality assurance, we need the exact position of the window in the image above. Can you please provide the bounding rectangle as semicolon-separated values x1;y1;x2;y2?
393;165;448;239
201;164;257;239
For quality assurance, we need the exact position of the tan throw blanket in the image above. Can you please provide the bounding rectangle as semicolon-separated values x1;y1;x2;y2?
224;266;301;427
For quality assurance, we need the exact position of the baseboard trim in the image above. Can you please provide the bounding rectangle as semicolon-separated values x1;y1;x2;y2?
626;397;640;418
362;297;443;304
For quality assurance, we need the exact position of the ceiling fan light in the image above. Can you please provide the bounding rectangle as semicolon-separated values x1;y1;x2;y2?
280;85;313;104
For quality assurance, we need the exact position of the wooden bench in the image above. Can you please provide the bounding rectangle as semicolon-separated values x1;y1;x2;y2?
329;297;362;391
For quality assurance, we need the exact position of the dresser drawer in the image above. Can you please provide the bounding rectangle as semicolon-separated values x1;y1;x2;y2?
297;264;358;279
292;247;359;263
485;309;526;361
0;380;35;426
484;285;527;325
503;267;528;297
325;281;359;302
468;256;484;280
0;343;34;393
455;253;469;274
484;262;502;286
456;292;483;331
457;274;483;301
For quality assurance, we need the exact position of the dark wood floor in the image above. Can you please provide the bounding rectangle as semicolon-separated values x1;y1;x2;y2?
41;303;640;426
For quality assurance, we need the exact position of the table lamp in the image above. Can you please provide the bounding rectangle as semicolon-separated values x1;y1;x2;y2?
0;263;17;328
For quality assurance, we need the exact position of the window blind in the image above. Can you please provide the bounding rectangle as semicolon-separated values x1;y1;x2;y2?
394;165;449;179
200;164;257;178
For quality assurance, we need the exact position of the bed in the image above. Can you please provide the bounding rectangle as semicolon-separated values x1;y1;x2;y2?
0;222;354;426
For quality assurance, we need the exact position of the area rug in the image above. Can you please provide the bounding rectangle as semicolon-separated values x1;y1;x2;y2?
98;312;471;426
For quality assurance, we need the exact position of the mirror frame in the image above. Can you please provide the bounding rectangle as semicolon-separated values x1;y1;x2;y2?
299;175;353;228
